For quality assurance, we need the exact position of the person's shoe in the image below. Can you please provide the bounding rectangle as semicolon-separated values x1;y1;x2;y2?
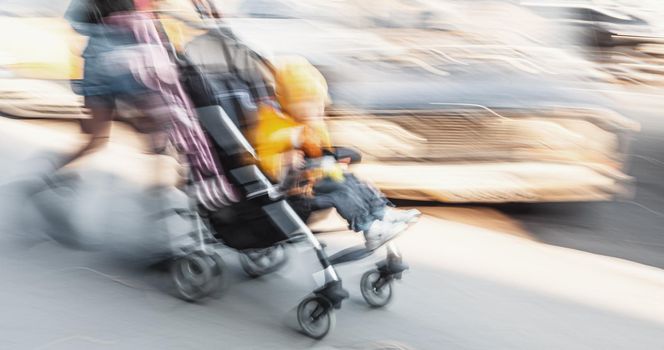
383;208;421;224
364;220;407;251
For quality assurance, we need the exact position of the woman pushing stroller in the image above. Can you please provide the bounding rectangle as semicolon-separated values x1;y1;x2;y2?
54;0;416;253
18;2;413;337
58;0;237;210
252;56;420;251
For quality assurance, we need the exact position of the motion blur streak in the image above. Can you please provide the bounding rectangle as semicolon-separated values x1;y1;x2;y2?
0;0;663;349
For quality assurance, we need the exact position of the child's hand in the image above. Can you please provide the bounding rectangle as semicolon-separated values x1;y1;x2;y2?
321;156;345;182
283;150;305;170
327;167;345;182
300;126;324;158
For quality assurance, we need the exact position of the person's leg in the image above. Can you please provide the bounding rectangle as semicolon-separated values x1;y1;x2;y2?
14;95;114;194
311;177;407;250
311;178;373;232
344;173;421;223
286;195;314;223
343;173;391;221
60;51;117;171
61;95;114;169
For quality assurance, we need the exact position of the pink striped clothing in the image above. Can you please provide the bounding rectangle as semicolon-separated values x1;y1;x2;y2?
105;12;240;210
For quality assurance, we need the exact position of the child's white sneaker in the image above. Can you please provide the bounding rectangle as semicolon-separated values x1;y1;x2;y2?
364;220;407;251
383;208;421;224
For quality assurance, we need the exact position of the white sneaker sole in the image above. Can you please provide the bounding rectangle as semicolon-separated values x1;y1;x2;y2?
365;223;408;251
386;210;422;224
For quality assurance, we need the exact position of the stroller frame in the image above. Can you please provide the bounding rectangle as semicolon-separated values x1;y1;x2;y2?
170;105;410;339
164;3;410;337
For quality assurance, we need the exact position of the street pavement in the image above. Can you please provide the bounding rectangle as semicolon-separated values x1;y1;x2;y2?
0;117;662;349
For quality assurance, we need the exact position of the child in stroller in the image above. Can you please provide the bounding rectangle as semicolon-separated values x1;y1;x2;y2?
172;12;416;336
252;56;421;250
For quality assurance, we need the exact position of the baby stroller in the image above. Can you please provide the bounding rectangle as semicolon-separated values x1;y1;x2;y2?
166;3;411;339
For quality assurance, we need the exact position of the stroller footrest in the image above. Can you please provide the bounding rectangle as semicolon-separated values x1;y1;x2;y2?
328;245;374;266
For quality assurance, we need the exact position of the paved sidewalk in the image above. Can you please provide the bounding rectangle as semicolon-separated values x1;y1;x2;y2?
0;118;662;349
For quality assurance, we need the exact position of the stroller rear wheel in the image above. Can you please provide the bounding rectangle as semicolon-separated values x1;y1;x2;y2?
239;245;288;278
297;296;335;339
171;251;224;302
360;269;393;308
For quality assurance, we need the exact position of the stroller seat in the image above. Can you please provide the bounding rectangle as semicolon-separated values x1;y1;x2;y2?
194;104;295;251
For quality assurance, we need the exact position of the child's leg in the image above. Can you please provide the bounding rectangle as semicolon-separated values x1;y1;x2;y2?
311;177;407;250
344;173;420;223
343;173;391;220
311;178;374;232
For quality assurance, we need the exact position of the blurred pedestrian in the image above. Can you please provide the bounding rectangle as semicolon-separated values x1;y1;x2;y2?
60;0;238;209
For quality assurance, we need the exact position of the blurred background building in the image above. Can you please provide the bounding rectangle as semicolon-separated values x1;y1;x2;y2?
3;0;661;203
1;1;664;349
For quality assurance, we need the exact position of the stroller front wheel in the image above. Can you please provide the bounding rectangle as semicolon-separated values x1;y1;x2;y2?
171;251;224;302
297;296;335;339
360;269;393;308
